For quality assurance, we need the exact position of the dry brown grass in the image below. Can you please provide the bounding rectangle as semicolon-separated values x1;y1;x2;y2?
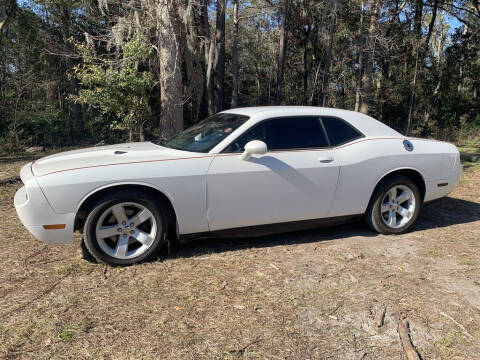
0;161;24;181
0;163;479;359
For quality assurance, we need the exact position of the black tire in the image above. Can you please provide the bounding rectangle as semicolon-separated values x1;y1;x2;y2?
81;237;97;263
365;174;421;234
83;189;166;265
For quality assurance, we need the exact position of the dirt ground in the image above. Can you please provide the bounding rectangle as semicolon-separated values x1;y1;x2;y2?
0;161;479;360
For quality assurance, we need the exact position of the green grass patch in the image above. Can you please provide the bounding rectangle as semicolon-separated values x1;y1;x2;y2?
433;329;466;358
458;259;477;266
457;144;480;155
421;248;444;257
58;329;75;341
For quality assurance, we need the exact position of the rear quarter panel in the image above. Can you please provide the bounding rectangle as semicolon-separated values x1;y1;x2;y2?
329;138;459;216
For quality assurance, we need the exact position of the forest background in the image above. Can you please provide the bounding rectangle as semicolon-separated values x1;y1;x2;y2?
1;0;479;151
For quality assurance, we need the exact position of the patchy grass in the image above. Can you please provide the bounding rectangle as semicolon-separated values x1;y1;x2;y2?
421;247;445;257
432;329;467;358
458;142;480;169
0;162;479;359
457;142;480;156
0;145;81;160
58;329;75;341
0;161;25;181
0;146;82;181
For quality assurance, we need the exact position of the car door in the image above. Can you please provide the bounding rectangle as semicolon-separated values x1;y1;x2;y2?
206;116;340;231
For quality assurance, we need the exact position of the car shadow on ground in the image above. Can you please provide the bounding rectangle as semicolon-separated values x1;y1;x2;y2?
415;197;480;230
173;197;480;260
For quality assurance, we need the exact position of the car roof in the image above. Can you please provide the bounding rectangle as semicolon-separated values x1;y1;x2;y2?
220;106;402;138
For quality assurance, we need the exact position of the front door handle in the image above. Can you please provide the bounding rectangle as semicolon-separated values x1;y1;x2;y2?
318;156;334;163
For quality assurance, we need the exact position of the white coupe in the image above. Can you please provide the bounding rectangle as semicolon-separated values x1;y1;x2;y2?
14;106;462;265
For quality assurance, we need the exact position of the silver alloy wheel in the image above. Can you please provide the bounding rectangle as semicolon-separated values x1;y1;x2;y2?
95;202;158;260
380;185;416;229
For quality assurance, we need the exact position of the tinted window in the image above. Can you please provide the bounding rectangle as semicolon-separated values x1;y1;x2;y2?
161;113;249;153
321;117;362;146
224;116;329;152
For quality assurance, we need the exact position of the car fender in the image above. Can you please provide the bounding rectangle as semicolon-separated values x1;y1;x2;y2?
75;180;177;214
371;166;426;197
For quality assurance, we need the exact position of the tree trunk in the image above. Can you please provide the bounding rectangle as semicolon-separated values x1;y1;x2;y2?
425;0;439;46
214;0;225;112
157;0;183;139
458;24;469;94
0;0;16;45
206;38;216;115
360;0;381;115
421;0;439;128
404;0;423;135
61;8;83;141
66;57;84;138
321;3;337;107
302;23;309;105
413;0;423;42
231;0;239;108
274;0;288;105
199;0;215;115
354;0;365;112
0;18;6;36
182;0;205;125
256;68;261;105
405;56;418;135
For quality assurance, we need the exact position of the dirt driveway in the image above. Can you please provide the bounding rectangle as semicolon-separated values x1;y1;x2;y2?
0;163;479;359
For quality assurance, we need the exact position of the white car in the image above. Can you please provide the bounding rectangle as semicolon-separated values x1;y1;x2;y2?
14;106;462;265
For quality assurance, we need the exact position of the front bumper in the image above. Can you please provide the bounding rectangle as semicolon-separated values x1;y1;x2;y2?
14;163;75;244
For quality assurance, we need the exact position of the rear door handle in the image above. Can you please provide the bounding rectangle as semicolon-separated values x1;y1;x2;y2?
318;156;334;163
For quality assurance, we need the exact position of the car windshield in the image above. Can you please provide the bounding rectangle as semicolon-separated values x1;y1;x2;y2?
161;113;249;153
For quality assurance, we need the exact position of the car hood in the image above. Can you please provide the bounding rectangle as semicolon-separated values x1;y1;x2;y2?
32;142;203;177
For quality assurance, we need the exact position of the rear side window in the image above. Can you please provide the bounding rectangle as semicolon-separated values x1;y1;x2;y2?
321;117;363;146
224;116;329;152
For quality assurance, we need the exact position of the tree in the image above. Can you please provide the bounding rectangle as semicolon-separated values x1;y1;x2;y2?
214;0;226;112
73;37;154;141
205;0;216;115
0;0;16;43
359;0;381;114
156;0;184;138
354;0;365;112
59;3;84;140
404;0;424;134
231;0;240;107
274;0;289;105
2;0;480;151
321;1;337;107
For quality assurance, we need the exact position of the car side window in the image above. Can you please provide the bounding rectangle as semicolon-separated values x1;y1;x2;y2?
321;117;363;146
231;121;267;152
224;116;329;152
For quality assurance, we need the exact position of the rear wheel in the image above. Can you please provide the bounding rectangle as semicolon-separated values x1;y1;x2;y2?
83;190;166;265
366;175;421;234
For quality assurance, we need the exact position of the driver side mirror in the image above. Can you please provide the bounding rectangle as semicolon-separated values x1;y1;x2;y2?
240;140;267;161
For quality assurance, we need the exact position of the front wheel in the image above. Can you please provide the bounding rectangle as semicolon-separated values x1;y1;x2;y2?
365;175;421;234
83;190;166;265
